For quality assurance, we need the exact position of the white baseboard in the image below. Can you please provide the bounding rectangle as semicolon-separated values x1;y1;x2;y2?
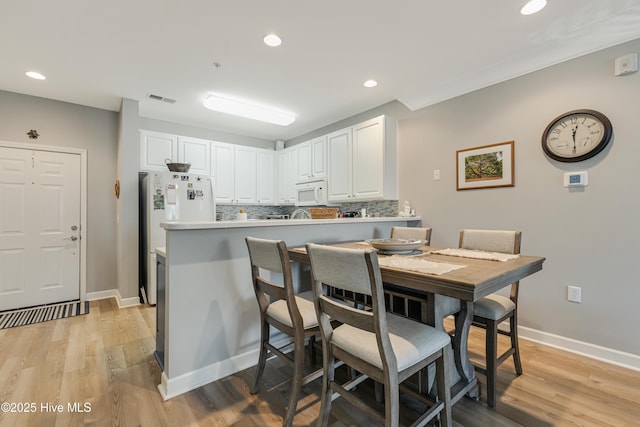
158;348;260;401
86;289;118;301
157;336;293;400
519;326;640;372
86;289;140;308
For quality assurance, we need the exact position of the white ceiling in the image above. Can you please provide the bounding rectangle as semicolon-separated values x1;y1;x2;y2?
2;0;640;141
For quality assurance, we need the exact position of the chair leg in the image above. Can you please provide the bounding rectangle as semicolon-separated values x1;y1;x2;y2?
374;381;384;403
383;378;399;427
317;351;335;427
251;320;270;394
309;334;317;365
485;319;498;407
510;312;523;375
283;332;305;427
436;346;452;427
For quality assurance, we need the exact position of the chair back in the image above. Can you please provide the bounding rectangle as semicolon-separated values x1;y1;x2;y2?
391;226;432;244
459;229;521;301
245;237;301;329
306;243;396;370
459;229;520;254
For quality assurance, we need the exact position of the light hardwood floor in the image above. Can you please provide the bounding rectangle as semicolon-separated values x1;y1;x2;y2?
1;298;639;426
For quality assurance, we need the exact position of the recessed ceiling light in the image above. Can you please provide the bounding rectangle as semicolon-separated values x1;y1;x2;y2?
25;71;46;80
364;79;378;88
203;93;295;126
521;0;547;15
263;34;282;47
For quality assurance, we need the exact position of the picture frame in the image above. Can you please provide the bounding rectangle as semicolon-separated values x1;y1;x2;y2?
456;141;514;190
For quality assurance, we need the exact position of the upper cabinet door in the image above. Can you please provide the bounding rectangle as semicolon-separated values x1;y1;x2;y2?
234;145;257;204
297;141;312;182
178;137;211;175
212;142;235;203
277;145;298;204
140;131;178;171
327;128;352;202
256;149;275;204
310;136;327;180
297;136;327;183
352;117;384;199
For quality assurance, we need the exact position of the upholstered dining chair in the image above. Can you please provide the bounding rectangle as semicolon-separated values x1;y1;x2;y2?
458;229;522;407
390;226;432;245
245;237;322;427
306;243;452;427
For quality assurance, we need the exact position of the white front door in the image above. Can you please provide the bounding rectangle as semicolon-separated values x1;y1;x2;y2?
0;147;81;311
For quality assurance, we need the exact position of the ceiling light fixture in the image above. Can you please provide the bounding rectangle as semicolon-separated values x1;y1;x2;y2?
263;34;282;47
364;79;378;88
25;71;46;80
203;93;295;126
521;0;547;15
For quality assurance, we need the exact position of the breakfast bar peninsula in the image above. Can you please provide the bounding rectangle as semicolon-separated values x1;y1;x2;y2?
156;216;421;400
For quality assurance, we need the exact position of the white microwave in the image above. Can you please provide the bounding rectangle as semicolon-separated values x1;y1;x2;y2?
295;179;328;206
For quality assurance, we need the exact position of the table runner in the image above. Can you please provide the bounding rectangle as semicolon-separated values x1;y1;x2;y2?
431;248;519;262
378;255;466;275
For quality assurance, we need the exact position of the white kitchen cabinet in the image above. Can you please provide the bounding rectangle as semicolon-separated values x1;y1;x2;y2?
327;115;397;202
212;142;259;204
177;136;211;175
277;145;298;204
297;136;327;182
234;145;257;204
140;131;178;171
212;142;236;203
256;149;275;204
327;128;352;201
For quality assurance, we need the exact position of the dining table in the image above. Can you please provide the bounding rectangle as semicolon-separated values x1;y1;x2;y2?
288;241;545;405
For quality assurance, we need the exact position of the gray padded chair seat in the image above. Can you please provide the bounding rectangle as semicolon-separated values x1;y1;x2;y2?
267;291;318;329
473;294;516;321
332;312;451;371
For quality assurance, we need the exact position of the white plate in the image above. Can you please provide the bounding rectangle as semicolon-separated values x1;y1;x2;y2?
377;249;424;256
366;238;423;252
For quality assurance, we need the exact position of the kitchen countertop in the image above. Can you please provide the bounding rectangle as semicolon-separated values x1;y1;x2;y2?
160;216;421;230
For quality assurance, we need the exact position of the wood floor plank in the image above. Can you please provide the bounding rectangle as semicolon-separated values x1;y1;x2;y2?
1;298;639;427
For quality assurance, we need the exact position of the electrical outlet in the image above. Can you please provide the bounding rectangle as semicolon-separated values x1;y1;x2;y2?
433;169;441;181
567;285;582;303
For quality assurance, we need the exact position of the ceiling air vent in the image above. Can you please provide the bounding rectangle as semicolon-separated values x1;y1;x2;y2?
147;93;176;104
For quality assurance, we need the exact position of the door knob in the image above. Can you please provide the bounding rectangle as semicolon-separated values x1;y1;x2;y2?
65;236;78;241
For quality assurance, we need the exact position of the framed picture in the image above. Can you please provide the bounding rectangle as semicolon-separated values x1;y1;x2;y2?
456;141;514;190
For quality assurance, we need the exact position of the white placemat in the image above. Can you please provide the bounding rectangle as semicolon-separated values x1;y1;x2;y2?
378;255;466;275
432;248;519;262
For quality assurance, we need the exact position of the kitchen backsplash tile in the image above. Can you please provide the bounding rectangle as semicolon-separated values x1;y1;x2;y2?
216;200;399;220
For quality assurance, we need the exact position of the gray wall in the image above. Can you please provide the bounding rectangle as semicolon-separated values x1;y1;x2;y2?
0;90;118;294
117;99;140;299
397;38;640;356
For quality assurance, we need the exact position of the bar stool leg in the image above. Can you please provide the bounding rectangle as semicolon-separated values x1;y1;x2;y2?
252;321;269;394
510;312;523;375
486;319;498;407
283;332;305;427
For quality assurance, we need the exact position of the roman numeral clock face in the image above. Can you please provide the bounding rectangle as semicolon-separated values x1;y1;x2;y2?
542;109;613;162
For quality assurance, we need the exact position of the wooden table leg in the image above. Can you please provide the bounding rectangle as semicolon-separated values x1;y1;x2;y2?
453;302;480;400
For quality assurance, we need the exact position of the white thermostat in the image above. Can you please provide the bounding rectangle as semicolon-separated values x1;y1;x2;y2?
564;171;588;187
